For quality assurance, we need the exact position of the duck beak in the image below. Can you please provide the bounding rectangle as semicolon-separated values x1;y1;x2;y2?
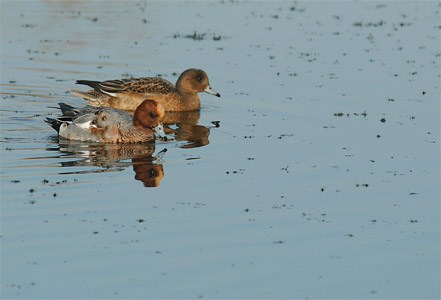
204;84;221;97
154;123;167;141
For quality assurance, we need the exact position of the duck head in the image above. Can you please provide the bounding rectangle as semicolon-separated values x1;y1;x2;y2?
133;100;167;141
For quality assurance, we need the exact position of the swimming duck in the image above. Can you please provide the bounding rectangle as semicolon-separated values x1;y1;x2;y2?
70;68;220;111
45;100;167;143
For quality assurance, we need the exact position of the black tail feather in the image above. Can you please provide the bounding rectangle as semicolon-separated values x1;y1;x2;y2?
45;117;62;133
76;80;102;90
58;102;77;116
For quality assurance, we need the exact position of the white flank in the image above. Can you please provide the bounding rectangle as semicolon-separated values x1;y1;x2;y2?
59;123;68;137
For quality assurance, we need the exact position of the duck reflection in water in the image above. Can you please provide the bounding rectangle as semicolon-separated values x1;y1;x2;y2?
52;140;167;187
132;153;165;187
159;110;220;149
117;108;219;148
47;109;220;186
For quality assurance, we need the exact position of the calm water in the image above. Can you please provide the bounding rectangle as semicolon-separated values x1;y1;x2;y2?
1;1;440;299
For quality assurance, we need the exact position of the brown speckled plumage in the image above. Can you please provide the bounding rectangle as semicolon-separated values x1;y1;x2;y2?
71;69;220;111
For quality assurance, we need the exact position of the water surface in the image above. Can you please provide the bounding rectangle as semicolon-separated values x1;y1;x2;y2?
1;1;440;299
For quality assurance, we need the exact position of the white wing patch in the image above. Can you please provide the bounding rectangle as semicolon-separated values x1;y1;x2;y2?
101;90;117;97
76;120;95;129
73;114;98;129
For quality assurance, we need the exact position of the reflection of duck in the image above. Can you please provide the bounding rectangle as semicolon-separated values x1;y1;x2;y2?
49;141;167;187
45;100;167;143
132;151;166;188
162;110;220;149
71;69;220;111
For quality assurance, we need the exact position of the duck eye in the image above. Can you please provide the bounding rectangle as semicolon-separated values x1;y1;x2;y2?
101;116;107;121
196;76;202;82
150;112;157;118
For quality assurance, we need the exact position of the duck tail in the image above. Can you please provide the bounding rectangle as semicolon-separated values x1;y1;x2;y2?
70;89;95;100
44;117;62;133
70;89;109;107
76;80;101;90
58;102;76;115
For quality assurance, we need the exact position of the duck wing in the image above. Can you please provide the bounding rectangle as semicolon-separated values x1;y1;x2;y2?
45;103;97;133
76;77;175;96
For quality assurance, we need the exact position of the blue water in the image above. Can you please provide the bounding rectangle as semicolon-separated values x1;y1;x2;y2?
1;1;440;299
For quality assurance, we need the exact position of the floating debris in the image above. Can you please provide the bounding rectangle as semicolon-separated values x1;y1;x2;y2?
355;183;369;187
333;111;367;117
273;240;285;244
225;169;245;175
353;20;385;27
173;31;225;41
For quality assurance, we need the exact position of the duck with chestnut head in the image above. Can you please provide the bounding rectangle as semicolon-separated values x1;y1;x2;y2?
45;99;167;143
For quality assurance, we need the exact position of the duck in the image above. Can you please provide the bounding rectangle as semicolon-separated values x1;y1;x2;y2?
45;99;167;143
70;68;220;111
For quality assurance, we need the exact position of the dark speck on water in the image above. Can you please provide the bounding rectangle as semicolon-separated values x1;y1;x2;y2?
273;240;285;244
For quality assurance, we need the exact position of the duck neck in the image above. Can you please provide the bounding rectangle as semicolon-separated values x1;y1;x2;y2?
120;126;153;143
176;91;200;111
